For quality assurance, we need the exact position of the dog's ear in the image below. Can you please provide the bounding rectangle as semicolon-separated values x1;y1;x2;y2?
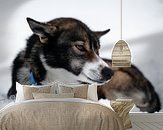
94;29;110;39
26;17;56;43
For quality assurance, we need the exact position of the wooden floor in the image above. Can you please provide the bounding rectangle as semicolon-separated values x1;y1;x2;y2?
128;113;163;130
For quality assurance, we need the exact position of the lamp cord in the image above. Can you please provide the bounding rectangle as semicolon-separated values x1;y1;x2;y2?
120;0;122;40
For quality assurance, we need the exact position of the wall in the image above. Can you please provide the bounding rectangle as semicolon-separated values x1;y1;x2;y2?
0;0;163;111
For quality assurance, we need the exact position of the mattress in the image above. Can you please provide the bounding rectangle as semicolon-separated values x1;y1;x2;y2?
0;98;125;130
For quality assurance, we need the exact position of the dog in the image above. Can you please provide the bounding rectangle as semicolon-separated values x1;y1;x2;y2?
98;59;161;113
7;17;113;96
7;17;161;113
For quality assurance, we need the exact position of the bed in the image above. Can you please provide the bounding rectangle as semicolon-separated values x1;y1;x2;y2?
0;98;126;130
0;82;135;130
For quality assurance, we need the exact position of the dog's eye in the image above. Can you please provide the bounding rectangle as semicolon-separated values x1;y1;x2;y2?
75;45;86;52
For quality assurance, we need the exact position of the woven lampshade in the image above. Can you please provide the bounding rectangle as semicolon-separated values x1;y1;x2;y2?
112;40;131;67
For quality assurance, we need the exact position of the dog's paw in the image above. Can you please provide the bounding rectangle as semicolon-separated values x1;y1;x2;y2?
7;88;16;99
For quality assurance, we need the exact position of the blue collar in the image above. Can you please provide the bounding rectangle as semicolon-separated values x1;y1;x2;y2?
29;72;38;85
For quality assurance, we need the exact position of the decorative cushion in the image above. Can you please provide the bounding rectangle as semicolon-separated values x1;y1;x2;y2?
23;85;51;100
32;93;74;99
58;84;88;99
57;82;98;101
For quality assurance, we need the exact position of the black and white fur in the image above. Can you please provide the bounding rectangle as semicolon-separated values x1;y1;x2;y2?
7;17;113;97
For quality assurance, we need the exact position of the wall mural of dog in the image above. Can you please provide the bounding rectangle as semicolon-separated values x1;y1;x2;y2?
7;17;161;113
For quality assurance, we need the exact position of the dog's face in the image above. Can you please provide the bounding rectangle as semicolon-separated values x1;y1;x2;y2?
27;17;113;84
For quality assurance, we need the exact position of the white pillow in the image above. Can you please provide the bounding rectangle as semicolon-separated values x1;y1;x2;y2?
87;84;98;101
15;82;24;102
16;81;98;102
15;82;53;102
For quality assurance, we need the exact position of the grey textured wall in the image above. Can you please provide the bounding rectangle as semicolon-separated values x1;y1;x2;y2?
0;0;163;111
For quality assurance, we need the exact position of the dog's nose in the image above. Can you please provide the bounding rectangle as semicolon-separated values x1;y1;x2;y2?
101;67;113;80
